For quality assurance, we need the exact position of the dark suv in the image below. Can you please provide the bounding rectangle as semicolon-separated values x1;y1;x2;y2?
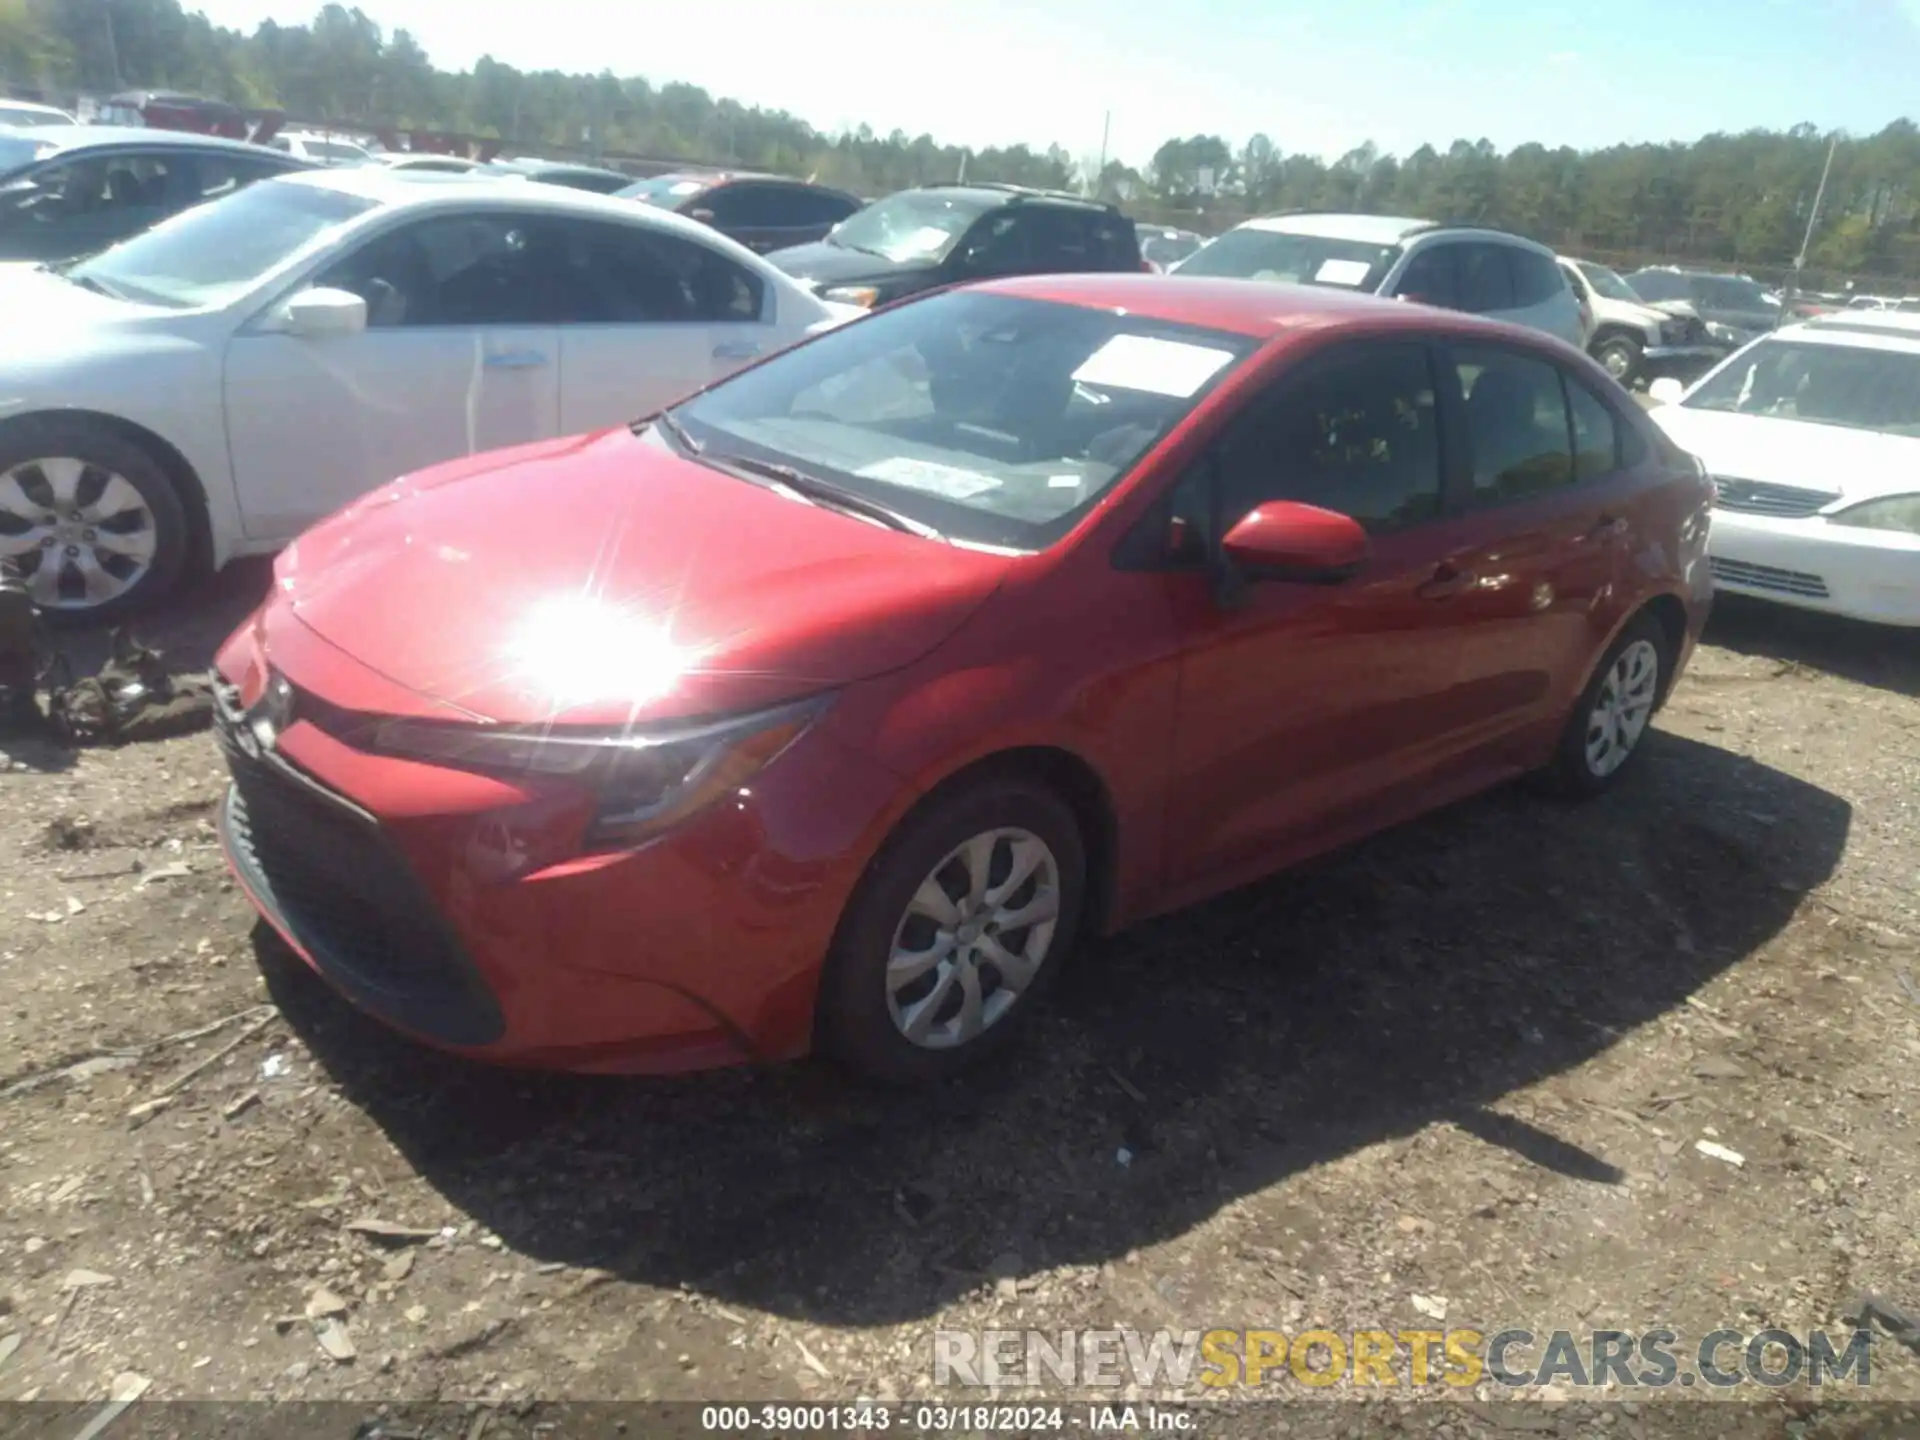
616;171;864;255
1625;268;1782;349
764;182;1144;310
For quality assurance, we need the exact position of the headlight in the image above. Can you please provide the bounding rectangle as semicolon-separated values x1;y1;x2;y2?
364;694;831;848
821;285;881;308
1705;321;1739;343
1829;494;1920;536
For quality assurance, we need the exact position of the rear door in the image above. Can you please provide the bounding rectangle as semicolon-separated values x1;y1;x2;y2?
1427;341;1636;752
552;216;782;433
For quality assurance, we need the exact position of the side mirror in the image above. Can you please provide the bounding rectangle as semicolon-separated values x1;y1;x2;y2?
1647;378;1686;406
1216;501;1370;604
282;286;367;338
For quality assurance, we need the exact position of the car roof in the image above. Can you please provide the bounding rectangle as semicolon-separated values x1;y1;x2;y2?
904;182;1112;212
0;99;72;116
0;124;297;160
970;272;1576;345
489;158;629;180
272;165;769;244
1235;212;1437;245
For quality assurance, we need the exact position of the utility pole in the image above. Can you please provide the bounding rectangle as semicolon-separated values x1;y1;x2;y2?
101;1;124;89
1095;109;1110;194
1780;131;1839;328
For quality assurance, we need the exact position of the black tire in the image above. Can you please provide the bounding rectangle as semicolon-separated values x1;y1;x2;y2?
1548;612;1670;798
816;775;1087;1085
0;418;189;626
1593;333;1644;387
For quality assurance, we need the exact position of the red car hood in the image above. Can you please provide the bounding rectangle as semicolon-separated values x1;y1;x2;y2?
275;428;1013;726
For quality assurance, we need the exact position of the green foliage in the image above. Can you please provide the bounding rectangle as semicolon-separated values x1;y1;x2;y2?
5;1;1920;280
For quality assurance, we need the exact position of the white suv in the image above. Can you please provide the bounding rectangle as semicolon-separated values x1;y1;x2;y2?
1174;212;1584;347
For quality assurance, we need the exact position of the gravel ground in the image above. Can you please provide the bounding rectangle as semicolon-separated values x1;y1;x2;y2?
2;565;1919;1440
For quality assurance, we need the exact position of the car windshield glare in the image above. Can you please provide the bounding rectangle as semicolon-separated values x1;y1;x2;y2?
1174;227;1399;290
1683;337;1920;437
66;181;378;308
828;192;984;263
0;133;54;178
672;290;1258;550
617;175;708;206
1578;262;1642;304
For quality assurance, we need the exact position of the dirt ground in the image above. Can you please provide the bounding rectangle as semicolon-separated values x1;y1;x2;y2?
2;562;1920;1439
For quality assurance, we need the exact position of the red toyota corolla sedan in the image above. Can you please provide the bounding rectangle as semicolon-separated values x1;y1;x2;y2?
213;274;1713;1084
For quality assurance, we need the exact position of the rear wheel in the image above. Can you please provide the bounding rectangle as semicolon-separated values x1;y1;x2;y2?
1549;613;1667;797
816;776;1086;1085
0;420;187;624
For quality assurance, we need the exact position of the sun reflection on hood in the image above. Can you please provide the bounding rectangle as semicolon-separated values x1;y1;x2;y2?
499;593;707;714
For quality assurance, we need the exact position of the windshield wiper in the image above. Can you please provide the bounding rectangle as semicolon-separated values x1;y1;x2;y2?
641;407;703;454
39;264;126;300
707;452;944;541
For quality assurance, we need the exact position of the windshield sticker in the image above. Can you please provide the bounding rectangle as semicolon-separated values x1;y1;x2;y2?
858;456;1002;500
1071;335;1237;398
1048;474;1084;488
904;225;954;251
1314;257;1374;285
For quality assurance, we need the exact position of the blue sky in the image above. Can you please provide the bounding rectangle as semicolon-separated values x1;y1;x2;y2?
191;0;1920;167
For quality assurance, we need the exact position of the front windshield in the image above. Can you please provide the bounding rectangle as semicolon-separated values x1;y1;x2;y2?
1576;261;1642;304
617;175;710;206
1683;337;1920;437
1141;231;1202;267
672;290;1258;550
828;191;986;264
67;181;377;308
1173;227;1399;290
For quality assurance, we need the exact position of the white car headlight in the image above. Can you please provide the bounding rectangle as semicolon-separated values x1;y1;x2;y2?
1829;494;1920;536
365;695;830;848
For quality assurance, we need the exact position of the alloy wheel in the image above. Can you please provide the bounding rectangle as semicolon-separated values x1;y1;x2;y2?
1585;638;1660;778
885;827;1062;1050
0;457;159;610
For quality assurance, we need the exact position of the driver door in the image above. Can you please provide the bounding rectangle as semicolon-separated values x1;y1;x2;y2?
222;212;561;540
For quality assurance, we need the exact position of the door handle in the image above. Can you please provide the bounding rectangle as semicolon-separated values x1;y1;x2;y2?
484;350;547;370
712;341;762;360
1417;562;1475;600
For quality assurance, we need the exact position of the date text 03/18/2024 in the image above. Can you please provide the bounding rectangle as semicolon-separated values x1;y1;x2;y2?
699;1404;1192;1431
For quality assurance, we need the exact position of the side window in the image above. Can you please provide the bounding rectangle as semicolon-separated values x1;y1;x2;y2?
316;214;561;327
1509;248;1566;308
1453;345;1575;504
1021;208;1094;270
1559;264;1589;303
959;210;1030;273
703;184;774;227
1456;245;1517;313
552;219;765;323
1085;212;1140;269
792;189;862;227
1394;245;1460;308
1214;343;1443;535
1564;378;1620;479
188;153;287;201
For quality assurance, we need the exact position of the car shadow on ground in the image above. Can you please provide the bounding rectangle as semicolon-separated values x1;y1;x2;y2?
45;558;274;679
1704;594;1920;699
258;730;1849;1326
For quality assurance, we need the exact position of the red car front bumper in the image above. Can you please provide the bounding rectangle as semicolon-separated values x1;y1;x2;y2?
212;608;906;1074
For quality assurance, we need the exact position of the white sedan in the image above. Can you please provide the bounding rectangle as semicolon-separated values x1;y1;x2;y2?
1648;311;1920;627
0;167;860;617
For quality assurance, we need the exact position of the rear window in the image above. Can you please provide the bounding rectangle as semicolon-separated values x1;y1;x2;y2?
1509;247;1567;307
1085;212;1141;269
1176;226;1399;291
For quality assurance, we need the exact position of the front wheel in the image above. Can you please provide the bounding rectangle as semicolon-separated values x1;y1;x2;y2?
0;420;188;624
1549;614;1667;797
1594;334;1644;386
816;776;1086;1085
